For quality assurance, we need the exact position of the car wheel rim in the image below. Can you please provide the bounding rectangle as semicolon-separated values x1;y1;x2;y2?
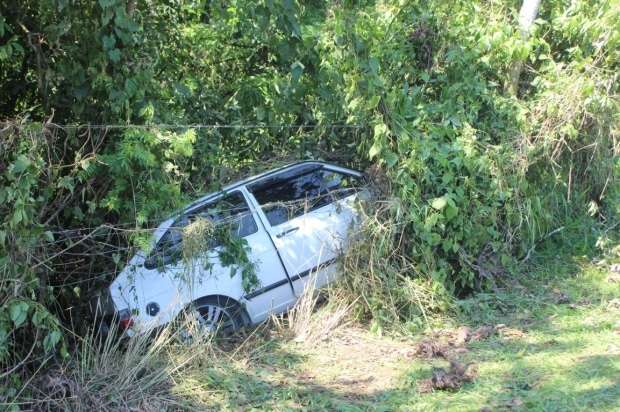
178;303;238;343
194;303;237;333
198;305;230;331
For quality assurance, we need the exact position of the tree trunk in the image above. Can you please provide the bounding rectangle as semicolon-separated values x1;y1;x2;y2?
507;0;541;96
127;0;137;16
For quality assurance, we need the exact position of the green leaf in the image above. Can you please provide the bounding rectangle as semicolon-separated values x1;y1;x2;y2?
374;123;388;138
102;34;116;50
290;61;304;84
43;331;62;352
10;301;29;328
368;95;381;109
57;176;75;194
98;0;116;8
32;308;47;327
139;102;155;120
424;213;440;230
11;155;30;174
10;209;23;226
368;57;379;74
444;204;459;220
384;151;398;168
430;196;448;211
108;48;121;62
124;78;138;97
428;232;441;246
369;141;382;159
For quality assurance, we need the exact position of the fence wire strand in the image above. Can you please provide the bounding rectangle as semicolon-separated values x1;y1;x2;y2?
36;123;365;130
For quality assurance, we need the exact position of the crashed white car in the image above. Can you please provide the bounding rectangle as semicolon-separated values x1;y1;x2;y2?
96;161;367;335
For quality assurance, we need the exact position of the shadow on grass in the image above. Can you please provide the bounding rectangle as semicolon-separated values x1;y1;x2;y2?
173;230;620;411
174;339;385;411
470;351;620;411
389;245;620;411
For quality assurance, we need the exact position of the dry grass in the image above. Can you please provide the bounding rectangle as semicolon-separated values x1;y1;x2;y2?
11;314;218;411
338;196;454;332
298;326;418;397
271;274;355;346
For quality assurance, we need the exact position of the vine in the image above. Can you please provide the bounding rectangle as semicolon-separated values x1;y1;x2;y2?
147;214;260;294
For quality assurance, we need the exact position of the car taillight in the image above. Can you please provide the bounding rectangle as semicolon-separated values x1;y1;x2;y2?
118;309;134;331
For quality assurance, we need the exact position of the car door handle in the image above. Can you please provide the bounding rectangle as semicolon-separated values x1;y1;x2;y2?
276;227;299;238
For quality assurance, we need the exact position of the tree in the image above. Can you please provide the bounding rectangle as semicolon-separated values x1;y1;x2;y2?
507;0;541;95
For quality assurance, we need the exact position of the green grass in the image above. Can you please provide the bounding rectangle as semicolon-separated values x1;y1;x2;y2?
14;245;617;411
167;252;619;411
388;255;620;411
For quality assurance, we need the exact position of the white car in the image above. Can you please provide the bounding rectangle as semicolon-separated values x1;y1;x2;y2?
95;161;367;336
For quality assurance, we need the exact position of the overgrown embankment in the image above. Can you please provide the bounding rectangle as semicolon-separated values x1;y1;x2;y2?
0;0;618;404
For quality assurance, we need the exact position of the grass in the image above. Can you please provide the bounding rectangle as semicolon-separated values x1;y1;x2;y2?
10;243;620;411
162;248;619;411
389;255;620;411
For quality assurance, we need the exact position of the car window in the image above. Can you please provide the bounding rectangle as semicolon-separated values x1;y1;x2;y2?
249;168;364;226
144;191;257;269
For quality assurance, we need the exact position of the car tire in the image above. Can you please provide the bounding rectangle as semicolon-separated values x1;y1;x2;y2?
186;296;246;337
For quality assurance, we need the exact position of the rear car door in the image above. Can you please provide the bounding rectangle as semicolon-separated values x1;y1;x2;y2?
247;165;366;295
120;190;295;329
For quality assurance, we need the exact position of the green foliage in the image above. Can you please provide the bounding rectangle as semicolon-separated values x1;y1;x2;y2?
175;216;260;293
309;0;618;291
100;128;196;225
215;228;260;293
0;0;618;391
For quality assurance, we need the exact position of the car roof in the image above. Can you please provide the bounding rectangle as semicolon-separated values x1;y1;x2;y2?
221;160;323;192
180;160;362;216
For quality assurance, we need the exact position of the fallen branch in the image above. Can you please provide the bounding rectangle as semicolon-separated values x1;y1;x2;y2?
520;226;565;263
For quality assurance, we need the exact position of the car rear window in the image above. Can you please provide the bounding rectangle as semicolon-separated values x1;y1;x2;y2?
145;191;257;269
249;168;364;226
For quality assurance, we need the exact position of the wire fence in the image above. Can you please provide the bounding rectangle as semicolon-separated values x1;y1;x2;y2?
16;185;392;290
9;123;366;130
1;121;382;305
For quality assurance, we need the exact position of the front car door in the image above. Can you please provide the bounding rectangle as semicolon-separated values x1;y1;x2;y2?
246;164;366;295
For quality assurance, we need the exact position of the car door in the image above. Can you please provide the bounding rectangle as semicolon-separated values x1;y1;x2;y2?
246;165;365;295
125;190;296;328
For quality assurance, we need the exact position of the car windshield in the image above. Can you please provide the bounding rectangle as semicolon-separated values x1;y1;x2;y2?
249;167;364;226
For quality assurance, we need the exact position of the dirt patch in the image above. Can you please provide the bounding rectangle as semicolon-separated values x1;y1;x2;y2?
299;326;417;396
418;360;477;393
414;339;449;359
412;324;508;393
495;324;526;339
606;272;620;283
448;325;497;345
608;298;620;309
41;373;81;401
552;288;571;304
470;325;495;341
415;324;498;359
453;326;471;346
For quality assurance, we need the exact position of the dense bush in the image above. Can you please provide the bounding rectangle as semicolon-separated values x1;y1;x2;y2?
0;0;618;393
